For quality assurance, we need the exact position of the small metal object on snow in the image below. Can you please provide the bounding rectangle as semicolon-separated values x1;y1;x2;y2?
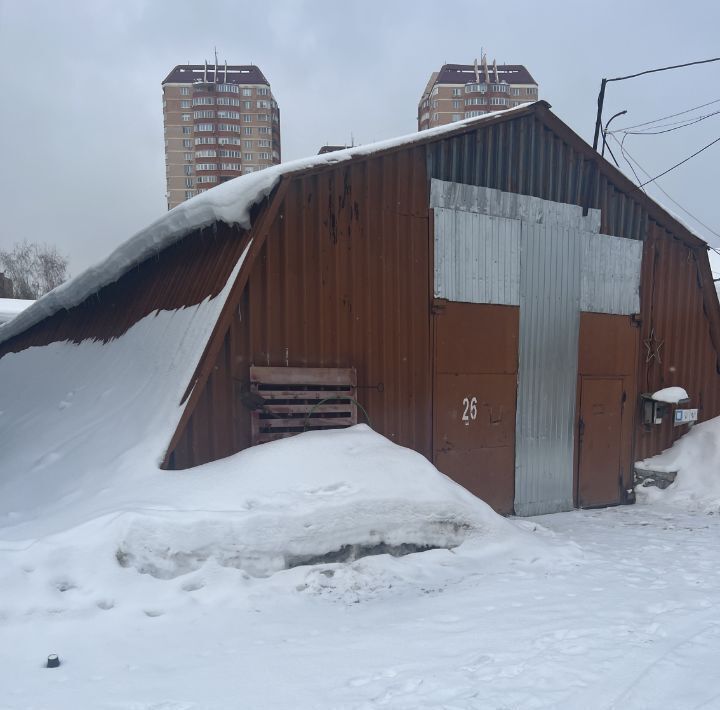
46;654;60;668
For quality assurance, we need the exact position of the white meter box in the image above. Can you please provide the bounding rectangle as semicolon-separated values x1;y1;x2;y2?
674;408;698;426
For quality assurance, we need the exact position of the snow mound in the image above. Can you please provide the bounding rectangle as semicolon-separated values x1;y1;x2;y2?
111;425;517;579
636;415;720;511
651;386;689;404
0;426;565;623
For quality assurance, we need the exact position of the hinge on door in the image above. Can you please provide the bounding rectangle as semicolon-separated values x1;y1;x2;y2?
578;416;585;443
431;298;448;315
621;390;627;409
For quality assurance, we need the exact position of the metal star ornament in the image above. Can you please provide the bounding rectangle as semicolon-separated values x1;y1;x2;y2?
644;328;664;364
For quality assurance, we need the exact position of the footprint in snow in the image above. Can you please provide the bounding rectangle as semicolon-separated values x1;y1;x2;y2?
181;580;205;592
55;580;77;593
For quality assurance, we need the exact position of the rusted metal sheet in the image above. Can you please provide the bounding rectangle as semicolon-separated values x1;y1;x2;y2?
577;377;624;507
425;110;720;469
433;302;518;514
434;208;520;305
9;100;716;497
581;233;642;315
433;301;518;374
576;312;638;498
169;147;433;468
515;222;580;516
635;222;720;461
0;225;249;357
578;313;639;377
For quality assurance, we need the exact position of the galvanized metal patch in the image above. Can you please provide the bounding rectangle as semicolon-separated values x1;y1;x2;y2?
432;183;641;315
430;179;602;234
434;208;520;305
514;222;580;516
581;232;642;315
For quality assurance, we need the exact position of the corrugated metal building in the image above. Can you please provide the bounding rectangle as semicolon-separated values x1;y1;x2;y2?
2;101;718;516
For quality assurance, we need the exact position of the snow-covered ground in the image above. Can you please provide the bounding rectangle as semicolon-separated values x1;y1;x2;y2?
2;420;720;709
2;282;720;707
2;501;719;709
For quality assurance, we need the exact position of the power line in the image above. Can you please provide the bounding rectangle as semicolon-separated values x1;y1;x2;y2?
592;57;720;151
636;135;720;188
610;134;720;240
617;134;646;193
613;97;720;132
615;109;720;136
608;56;720;83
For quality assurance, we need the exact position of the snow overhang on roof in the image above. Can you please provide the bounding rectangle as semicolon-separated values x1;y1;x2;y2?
0;103;538;348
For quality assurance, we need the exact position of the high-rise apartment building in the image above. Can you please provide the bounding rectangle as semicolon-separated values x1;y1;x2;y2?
162;62;281;210
418;57;538;131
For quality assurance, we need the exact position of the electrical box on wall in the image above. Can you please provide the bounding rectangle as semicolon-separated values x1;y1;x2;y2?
674;408;698;426
641;392;695;427
641;396;669;425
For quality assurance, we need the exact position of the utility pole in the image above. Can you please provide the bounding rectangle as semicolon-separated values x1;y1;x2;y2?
592;57;720;153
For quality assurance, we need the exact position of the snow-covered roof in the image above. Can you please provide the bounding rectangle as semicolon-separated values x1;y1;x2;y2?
0;298;34;325
0;104;535;348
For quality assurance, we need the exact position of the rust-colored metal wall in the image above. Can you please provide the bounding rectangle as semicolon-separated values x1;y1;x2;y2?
425;106;720;466
168;148;433;468
171;105;720;472
0;225;249;357
635;222;720;460
432;301;518;514
5;102;717;487
575;313;638;503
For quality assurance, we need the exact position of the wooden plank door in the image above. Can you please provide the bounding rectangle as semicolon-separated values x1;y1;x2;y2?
578;377;624;508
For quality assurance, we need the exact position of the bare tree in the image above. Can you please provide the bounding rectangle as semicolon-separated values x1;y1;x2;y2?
0;241;69;300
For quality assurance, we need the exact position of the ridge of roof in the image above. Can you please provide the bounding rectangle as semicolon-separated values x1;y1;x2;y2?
162;64;269;86
435;63;537;86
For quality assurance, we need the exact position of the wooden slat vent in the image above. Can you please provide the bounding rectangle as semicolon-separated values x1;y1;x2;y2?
249;366;357;445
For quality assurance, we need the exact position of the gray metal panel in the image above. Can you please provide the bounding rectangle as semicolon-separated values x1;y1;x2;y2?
430;179;601;234
434;207;520;305
581;232;642;315
515;222;580;516
425;113;648;241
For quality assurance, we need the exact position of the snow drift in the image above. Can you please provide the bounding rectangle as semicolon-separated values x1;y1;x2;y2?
636;415;720;511
1;423;524;582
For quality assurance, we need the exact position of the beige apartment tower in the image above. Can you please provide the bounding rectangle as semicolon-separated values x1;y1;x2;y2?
162;63;281;210
418;57;538;131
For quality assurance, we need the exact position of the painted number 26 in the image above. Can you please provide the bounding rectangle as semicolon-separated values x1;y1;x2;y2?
462;396;478;424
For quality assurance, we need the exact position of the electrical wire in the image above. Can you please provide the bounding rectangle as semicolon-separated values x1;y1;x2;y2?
616;109;720;136
609;134;720;240
612;97;720;132
618;134;646;192
636;135;720;188
607;57;720;83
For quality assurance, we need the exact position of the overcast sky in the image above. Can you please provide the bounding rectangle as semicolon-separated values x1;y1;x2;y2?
1;0;719;277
